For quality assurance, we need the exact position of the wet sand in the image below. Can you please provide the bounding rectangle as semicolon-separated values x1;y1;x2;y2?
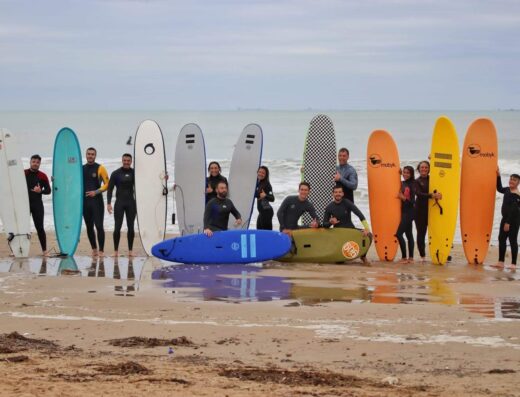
0;232;519;396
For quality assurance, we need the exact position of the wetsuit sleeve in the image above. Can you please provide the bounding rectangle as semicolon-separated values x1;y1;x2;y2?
230;201;241;220
307;201;319;223
97;165;110;194
339;167;358;191
203;200;213;229
38;172;51;195
107;171;116;205
264;182;275;202
322;205;333;228
346;200;366;222
497;176;507;194
277;197;289;230
414;179;431;199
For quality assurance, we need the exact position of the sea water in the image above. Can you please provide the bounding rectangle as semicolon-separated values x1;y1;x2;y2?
0;110;519;243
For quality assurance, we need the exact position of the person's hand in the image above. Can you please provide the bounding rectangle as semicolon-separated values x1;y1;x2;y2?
32;183;42;194
282;229;292;236
334;171;340;182
206;186;213;194
504;223;510;232
433;192;442;200
259;190;266;199
329;216;339;225
310;219;318;228
107;204;113;214
235;218;242;226
204;228;213;237
362;229;370;237
497;167;500;176
398;191;405;200
86;190;96;198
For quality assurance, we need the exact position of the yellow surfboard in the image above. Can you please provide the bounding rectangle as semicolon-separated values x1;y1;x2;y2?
428;116;460;265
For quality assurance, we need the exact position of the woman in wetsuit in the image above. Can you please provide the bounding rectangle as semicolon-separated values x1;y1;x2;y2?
255;166;275;230
206;161;228;203
396;166;416;263
494;170;520;269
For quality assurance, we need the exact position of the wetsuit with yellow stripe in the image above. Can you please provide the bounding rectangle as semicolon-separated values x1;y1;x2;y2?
83;162;109;251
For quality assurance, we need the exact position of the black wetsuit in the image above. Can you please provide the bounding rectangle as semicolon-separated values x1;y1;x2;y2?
414;176;431;258
107;167;136;251
396;179;415;259
323;199;365;229
255;180;275;230
203;197;241;231
24;169;51;251
206;174;228;203
276;195;318;231
83;162;108;251
497;176;520;264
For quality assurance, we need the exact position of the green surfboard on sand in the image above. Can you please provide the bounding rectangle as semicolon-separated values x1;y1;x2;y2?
278;228;371;263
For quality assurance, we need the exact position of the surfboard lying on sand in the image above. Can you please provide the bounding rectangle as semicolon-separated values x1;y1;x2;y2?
0;128;31;257
152;230;291;264
278;228;371;263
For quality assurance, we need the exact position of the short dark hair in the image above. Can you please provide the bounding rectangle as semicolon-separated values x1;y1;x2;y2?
122;153;132;159
299;181;311;190
86;147;97;154
31;154;41;161
339;147;349;155
333;183;344;192
216;180;228;188
511;174;520;180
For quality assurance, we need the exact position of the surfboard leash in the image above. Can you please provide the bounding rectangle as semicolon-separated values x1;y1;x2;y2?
432;189;443;215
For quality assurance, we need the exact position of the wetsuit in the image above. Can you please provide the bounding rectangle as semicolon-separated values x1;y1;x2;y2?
277;195;318;231
255;180;275;230
396;179;415;259
414;175;431;258
24;169;51;251
497;176;520;265
336;163;358;203
206;174;228;203
107;167;136;251
322;199;369;230
203;197;241;231
83;162;109;251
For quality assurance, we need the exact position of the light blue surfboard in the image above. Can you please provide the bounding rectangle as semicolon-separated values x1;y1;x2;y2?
52;128;83;256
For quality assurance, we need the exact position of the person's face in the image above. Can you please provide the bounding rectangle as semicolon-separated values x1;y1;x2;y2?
338;151;349;165
257;168;266;181
122;156;132;169
209;163;220;177
418;162;429;177
86;149;96;164
30;158;40;171
333;188;344;202
216;183;228;198
403;168;412;180
298;185;310;200
509;176;520;190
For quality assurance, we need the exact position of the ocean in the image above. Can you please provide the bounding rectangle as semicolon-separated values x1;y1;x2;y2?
1;110;519;244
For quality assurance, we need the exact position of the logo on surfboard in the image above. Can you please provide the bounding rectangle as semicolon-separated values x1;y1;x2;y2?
467;144;495;158
144;143;156;155
342;241;360;259
368;154;396;168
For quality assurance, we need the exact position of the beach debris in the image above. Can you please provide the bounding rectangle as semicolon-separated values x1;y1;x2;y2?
3;355;29;363
487;369;516;374
168;347;175;355
106;336;193;348
0;332;59;354
382;376;399;385
95;361;151;375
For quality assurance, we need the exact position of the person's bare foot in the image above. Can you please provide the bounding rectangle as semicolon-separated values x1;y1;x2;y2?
505;264;516;270
112;251;119;258
408;258;415;264
42;250;50;257
98;251;105;258
398;258;408;264
128;251;134;258
491;262;504;268
360;256;370;265
91;249;99;257
420;257;427;263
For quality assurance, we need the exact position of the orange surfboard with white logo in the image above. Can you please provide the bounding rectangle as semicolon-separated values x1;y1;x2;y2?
367;130;401;261
460;118;498;264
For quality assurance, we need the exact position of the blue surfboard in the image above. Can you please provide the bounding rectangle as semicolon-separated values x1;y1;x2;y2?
152;230;291;264
52;128;83;256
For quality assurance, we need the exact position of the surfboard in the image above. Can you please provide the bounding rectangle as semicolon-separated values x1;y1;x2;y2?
366;130;401;261
52;127;83;256
0;129;31;257
460;118;498;264
227;124;263;229
278;228;371;263
152;230;291;264
301;115;336;226
174;123;206;235
428;116;460;265
134;120;167;256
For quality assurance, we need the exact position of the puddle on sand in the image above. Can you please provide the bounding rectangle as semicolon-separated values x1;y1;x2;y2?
151;263;520;320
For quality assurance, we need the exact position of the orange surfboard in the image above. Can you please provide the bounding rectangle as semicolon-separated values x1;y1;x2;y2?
460;118;498;264
367;130;401;261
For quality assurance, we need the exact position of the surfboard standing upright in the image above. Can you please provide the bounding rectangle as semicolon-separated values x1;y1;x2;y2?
460;118;498;264
52;127;83;256
367;130;401;261
428;116;460;265
301;115;336;226
227;124;263;229
0;129;31;257
174;124;206;235
134;120;167;256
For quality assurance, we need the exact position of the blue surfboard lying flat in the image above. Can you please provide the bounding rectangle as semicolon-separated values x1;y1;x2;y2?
152;230;291;264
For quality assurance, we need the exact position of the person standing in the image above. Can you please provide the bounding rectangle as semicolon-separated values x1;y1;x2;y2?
396;166;416;263
334;147;358;203
107;153;136;258
83;147;109;257
277;182;319;235
206;161;228;203
24;154;51;256
255;166;275;230
203;181;242;236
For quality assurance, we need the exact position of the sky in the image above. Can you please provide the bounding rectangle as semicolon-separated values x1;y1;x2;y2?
0;0;519;110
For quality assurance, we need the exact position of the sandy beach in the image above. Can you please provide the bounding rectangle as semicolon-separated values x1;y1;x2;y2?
0;231;519;397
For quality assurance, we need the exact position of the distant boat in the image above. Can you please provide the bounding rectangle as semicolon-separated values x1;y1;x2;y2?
126;136;133;145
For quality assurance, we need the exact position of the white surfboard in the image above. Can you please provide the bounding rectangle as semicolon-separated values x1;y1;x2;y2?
227;124;263;229
0;129;31;257
174;124;206;235
134;120;167;256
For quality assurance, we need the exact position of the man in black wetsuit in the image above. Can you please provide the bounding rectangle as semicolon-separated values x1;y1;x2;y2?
277;181;319;235
203;181;242;237
24;154;51;256
323;185;371;233
107;153;136;257
83;147;109;257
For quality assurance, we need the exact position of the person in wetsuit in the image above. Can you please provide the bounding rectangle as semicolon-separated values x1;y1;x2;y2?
255;165;275;230
396;166;416;263
414;161;442;262
493;170;520;269
203;181;242;236
24;154;51;256
206;161;228;203
107;153;136;258
277;182;319;235
83;147;109;257
334;147;358;203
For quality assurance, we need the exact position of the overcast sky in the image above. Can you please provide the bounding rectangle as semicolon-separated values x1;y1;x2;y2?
1;0;519;110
